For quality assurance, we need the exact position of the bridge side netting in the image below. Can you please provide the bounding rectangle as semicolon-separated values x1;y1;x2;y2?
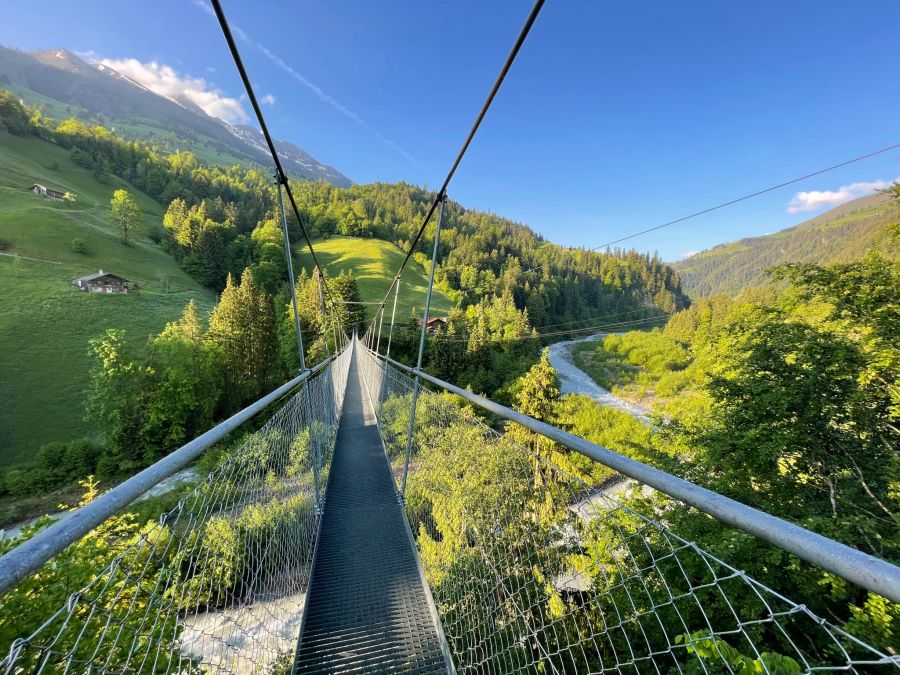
357;348;898;674
1;347;351;674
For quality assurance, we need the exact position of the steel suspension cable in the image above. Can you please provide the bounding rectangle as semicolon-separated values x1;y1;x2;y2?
427;314;679;344
367;0;546;336
210;0;334;301
591;141;900;250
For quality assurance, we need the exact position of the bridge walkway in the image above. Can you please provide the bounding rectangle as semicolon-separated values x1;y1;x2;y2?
294;347;450;674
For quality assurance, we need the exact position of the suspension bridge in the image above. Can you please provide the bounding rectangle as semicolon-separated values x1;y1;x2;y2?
2;336;899;673
3;0;900;672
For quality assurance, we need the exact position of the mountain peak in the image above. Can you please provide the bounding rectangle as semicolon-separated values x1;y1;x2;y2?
32;48;93;74
0;45;352;187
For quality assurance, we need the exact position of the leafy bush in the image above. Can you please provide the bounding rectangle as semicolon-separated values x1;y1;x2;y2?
0;479;182;671
0;439;104;497
146;223;165;244
70;237;86;253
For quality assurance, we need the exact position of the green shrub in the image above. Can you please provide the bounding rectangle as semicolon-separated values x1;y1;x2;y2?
70;238;85;253
146;224;165;244
0;439;106;497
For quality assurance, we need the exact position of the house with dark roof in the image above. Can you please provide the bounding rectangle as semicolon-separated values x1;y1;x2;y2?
72;270;137;294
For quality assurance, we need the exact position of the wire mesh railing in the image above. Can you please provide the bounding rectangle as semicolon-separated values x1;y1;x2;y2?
0;346;351;674
357;345;900;674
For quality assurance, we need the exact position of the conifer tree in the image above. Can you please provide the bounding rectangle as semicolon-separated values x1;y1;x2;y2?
207;268;278;407
506;348;560;461
334;270;366;332
240;267;278;395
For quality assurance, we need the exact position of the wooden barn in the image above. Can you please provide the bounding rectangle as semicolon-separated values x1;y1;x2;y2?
423;317;447;333
29;183;67;199
72;270;137;294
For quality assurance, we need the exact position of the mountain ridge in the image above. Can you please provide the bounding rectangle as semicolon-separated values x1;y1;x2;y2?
0;46;352;187
674;191;899;297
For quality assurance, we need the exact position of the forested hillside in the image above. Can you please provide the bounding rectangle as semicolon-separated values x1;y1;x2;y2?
0;90;685;522
555;238;900;653
675;191;899;296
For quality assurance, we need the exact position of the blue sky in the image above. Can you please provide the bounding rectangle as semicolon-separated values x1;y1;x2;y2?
2;0;898;260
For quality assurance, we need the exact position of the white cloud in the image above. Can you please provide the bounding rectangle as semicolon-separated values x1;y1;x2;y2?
677;250;698;260
786;178;897;214
261;93;276;106
97;57;248;124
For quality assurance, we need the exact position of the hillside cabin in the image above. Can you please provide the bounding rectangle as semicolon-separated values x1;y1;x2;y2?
29;183;67;199
72;270;137;294
423;317;447;334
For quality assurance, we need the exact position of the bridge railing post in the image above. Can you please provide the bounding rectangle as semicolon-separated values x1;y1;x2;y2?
401;194;446;500
276;177;306;374
278;177;324;513
375;303;385;355
386;274;401;358
330;301;340;354
317;269;330;360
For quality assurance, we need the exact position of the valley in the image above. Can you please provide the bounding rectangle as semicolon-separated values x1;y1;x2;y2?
0;17;898;669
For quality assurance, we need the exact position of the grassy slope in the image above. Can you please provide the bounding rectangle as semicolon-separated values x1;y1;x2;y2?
0;131;215;465
296;236;453;323
675;192;899;297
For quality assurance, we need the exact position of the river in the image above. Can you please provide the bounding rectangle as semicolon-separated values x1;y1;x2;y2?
546;333;649;422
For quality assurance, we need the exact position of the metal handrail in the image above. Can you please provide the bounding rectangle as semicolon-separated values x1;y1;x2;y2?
367;348;900;604
0;354;340;595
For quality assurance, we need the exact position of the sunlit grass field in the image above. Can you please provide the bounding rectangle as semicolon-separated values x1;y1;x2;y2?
296;236;453;326
0;131;214;465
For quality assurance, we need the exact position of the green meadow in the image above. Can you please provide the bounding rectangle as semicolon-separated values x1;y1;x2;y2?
296;236;453;325
0;131;214;465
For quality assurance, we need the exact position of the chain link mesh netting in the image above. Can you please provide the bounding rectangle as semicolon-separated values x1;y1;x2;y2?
1;347;351;675
357;347;900;674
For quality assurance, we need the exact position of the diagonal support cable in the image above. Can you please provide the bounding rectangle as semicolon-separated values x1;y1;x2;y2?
367;0;546;336
210;0;334;301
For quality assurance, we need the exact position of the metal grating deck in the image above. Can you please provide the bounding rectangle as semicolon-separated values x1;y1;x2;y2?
294;349;450;674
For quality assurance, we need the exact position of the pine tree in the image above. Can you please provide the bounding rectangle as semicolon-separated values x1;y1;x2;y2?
427;314;466;380
334;270;366;332
207;273;245;407
506;348;560;462
160;298;203;342
240;267;278;395
512;348;559;421
162;198;189;259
